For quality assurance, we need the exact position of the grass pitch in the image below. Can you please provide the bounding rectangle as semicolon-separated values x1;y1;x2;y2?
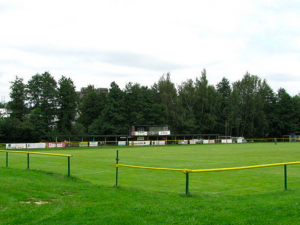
1;143;300;224
1;142;300;195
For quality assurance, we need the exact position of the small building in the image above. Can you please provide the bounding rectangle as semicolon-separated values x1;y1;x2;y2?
130;125;170;137
76;87;108;98
126;125;171;146
0;108;11;118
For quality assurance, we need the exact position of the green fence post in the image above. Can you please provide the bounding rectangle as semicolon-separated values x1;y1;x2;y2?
27;153;30;169
284;164;287;190
68;157;71;177
6;152;8;168
116;150;119;187
185;172;190;195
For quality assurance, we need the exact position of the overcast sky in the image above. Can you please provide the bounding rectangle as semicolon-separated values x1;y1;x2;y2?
1;0;300;103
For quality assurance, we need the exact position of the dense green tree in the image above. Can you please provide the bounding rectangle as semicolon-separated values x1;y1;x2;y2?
17;119;34;142
178;79;197;112
27;72;58;128
194;69;220;133
274;88;300;137
71;122;86;136
87;119;102;135
256;80;275;137
57;76;78;134
0;117;33;142
0;119;4;141
8;76;27;120
95;82;127;134
153;73;178;132
78;85;107;130
263;89;278;137
124;82;147;125
293;95;300;131
29;107;47;142
216;77;232;136
230;73;273;138
124;82;166;126
231;74;255;137
204;84;221;134
3;69;300;141
89;82;166;135
216;77;232;98
177;79;197;133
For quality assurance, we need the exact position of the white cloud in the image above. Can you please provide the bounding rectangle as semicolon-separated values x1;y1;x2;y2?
0;0;300;102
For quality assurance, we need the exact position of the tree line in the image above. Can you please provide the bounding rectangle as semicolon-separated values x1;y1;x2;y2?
0;70;299;142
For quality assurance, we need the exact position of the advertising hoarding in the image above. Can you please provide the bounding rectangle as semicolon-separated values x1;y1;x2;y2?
89;142;98;147
151;140;166;145
79;142;88;147
47;142;66;148
158;131;170;135
129;141;151;146
134;131;148;136
221;139;232;144
237;138;243;143
189;140;196;144
27;143;46;149
6;143;26;149
118;141;126;146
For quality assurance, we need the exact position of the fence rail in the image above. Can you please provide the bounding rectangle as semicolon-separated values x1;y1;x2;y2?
115;150;300;195
0;150;73;176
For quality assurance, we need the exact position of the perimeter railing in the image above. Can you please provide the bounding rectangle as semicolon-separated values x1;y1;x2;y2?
0;150;73;177
115;150;300;195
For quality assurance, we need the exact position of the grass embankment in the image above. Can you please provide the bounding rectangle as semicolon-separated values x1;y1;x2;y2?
1;168;300;225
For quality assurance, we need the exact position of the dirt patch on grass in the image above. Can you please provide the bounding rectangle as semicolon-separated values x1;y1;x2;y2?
20;200;52;205
34;201;49;205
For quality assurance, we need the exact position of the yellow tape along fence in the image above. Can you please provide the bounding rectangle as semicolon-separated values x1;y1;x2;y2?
0;150;73;176
115;152;300;195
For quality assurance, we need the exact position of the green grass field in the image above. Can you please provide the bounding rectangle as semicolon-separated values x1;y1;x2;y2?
1;143;300;224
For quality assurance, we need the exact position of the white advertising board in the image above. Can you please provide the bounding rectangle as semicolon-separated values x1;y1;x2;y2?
6;143;26;149
237;138;243;143
27;143;46;149
203;140;209;144
189;140;196;144
159;131;170;135
134;131;148;136
89;142;98;147
132;141;151;146
178;140;188;144
118;141;126;146
221;139;232;144
151;141;166;145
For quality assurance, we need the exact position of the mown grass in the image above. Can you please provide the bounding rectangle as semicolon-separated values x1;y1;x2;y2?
2;143;300;194
1;143;300;224
1;168;300;224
